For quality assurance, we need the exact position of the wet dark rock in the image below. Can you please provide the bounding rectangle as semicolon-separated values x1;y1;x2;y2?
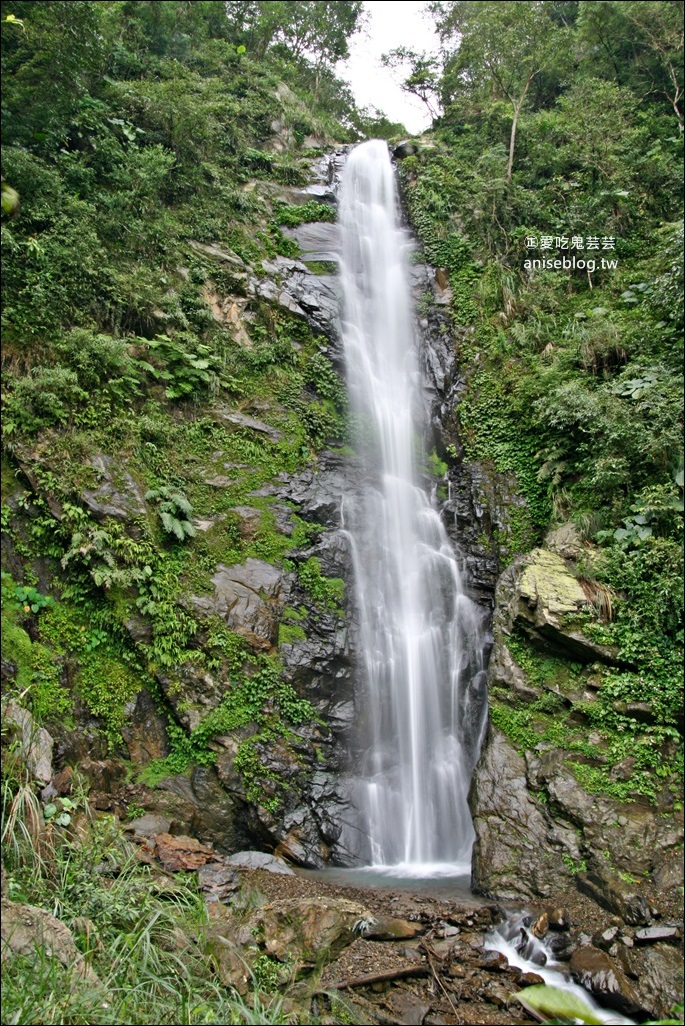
569;946;643;1017
121;689;169;765
520;971;547;988
576;869;653;927
250;256;341;340
393;140;419;160
481;950;509;971
546;931;579;960
470;727;570;900
151;768;246;853
631;943;685;1020
282;221;339;262
548;907;571;931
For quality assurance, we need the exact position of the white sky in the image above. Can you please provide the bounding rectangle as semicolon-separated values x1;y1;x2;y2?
337;1;441;135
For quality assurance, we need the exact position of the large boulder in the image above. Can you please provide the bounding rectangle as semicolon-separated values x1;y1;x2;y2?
251;896;372;966
495;548;617;663
1;897;101;986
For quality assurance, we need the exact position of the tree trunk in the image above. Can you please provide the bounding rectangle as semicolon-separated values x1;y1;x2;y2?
506;106;520;182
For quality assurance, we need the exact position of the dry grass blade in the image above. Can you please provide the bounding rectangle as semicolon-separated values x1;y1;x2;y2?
579;577;615;622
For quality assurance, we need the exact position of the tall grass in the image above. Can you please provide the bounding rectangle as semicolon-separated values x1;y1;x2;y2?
0;753;310;1026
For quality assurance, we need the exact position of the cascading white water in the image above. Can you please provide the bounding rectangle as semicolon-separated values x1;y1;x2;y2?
486;915;636;1025
338;139;486;873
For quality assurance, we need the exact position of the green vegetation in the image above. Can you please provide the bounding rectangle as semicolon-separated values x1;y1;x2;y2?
0;760;306;1025
398;0;683;804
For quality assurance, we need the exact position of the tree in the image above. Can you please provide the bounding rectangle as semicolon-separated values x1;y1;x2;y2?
432;1;568;179
577;1;684;130
615;1;683;131
227;1;364;65
381;46;442;121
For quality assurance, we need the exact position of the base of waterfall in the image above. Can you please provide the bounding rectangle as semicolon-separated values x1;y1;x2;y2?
306;863;481;903
366;859;472;879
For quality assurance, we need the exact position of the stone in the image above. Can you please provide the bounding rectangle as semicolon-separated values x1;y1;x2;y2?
548;907;571;931
482;950;509;971
81;453;146;522
576;869;652;927
125;813;171;838
495;549;619;664
470;727;567;900
282;221;339;262
78;758;127;795
188;240;245;267
153;833;217;872
593;925;620;950
634;925;680;944
1;897;101;986
121;689;169;765
190;558;284;650
486;641;538;703
197;862;239;901
211;934;252;995
4;702;53;783
531;912;549;938
544;523;583;560
212;406;283;442
251;896;371;966
225;851;295;875
653;859;684;892
387;992;431;1025
249;255;341;338
631;943;685;1020
519;972;545;986
569;946;643;1017
393;140;418;159
201;289;252;344
363;916;424;941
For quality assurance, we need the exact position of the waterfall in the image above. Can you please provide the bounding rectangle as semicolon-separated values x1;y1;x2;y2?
338;139;486;874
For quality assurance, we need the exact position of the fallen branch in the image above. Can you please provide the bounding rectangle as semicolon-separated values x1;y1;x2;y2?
324;963;429;991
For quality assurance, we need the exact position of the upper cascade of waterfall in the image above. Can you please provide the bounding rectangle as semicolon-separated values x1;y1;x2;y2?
337;140;486;874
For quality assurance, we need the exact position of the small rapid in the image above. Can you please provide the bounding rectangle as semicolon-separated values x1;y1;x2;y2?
486;914;636;1025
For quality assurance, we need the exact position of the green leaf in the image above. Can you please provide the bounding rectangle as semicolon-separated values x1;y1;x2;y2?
43;803;58;821
516;984;605;1025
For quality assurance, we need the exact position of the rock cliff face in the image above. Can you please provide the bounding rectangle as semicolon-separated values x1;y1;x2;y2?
470;545;683;922
3;147;682;962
